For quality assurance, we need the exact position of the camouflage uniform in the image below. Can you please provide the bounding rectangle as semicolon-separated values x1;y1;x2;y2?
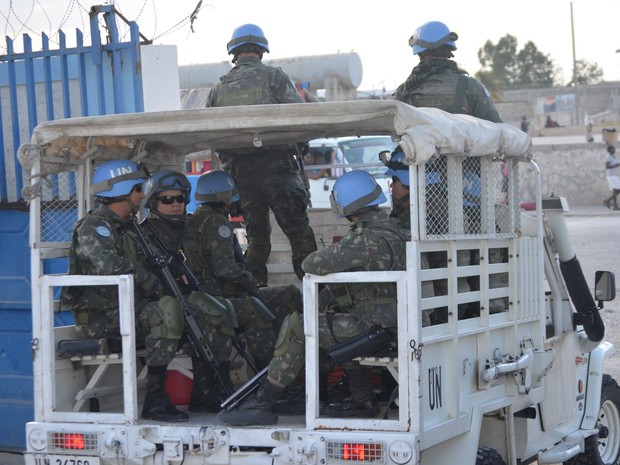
394;60;503;123
207;55;316;283
267;208;410;387
395;58;498;322
140;212;232;363
390;200;442;326
64;205;176;367
184;204;302;368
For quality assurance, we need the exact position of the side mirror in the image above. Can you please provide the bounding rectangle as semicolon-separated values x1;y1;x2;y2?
595;271;616;303
378;150;391;165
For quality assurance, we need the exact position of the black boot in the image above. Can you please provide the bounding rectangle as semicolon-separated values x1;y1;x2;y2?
217;378;284;426
290;226;317;280
276;372;328;414
141;371;189;422
188;360;233;413
323;366;379;418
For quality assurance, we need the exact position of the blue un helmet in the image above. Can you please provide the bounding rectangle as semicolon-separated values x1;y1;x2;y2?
227;24;270;55
91;160;146;198
462;170;481;207
143;170;191;209
384;147;410;187
195;170;240;206
408;21;458;55
330;170;387;218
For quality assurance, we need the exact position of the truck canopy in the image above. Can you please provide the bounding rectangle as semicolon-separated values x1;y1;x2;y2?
19;100;532;170
20;98;620;465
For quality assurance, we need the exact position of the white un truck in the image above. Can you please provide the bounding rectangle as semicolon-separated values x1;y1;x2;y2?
20;100;618;465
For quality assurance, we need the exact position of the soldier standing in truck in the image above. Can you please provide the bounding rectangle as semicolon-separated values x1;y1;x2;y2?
207;23;317;284
394;20;502;123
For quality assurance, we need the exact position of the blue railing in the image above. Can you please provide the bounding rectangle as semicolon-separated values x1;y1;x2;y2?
0;4;145;203
0;5;145;449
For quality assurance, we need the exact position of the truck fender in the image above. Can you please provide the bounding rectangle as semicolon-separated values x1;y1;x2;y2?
581;340;616;429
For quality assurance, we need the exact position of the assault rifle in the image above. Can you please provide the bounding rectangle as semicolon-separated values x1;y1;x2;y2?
122;214;233;396
218;234;276;410
140;219;259;374
295;142;312;208
222;325;396;410
220;365;267;410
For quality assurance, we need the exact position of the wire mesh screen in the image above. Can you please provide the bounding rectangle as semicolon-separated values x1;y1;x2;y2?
421;241;511;328
421;156;519;239
40;170;79;243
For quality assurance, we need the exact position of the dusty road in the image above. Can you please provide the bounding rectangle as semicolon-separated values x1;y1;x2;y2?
536;209;620;465
566;211;620;379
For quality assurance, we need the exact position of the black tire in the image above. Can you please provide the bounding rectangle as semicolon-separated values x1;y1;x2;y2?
564;374;620;465
476;446;506;465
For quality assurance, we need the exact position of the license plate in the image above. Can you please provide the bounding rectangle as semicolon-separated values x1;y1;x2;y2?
26;454;101;465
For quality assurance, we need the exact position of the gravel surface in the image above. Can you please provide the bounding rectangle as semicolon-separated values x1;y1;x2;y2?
567;212;620;380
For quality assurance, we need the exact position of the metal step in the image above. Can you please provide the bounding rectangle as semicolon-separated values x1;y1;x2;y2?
536;429;598;464
537;441;580;464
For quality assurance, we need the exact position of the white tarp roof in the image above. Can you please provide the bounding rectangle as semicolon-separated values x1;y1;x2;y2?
22;100;532;169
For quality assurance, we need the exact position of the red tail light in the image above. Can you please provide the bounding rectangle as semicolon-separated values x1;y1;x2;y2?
341;442;383;461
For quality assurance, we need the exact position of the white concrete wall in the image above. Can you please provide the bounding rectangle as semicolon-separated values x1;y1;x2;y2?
141;45;181;112
521;142;612;206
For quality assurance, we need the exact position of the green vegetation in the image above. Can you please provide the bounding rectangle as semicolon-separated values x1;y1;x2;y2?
474;33;604;91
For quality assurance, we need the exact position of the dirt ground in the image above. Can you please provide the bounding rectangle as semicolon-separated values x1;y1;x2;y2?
539;212;620;465
598;298;620;378
564;212;620;380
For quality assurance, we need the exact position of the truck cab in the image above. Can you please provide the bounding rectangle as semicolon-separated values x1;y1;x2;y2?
20;100;618;465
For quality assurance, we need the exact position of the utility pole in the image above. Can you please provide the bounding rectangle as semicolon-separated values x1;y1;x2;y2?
570;1;580;125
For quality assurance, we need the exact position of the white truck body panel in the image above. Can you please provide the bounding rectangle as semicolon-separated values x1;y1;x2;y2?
19;100;616;465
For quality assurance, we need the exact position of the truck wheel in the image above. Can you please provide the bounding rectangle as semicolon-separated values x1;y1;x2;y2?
564;374;620;465
476;446;506;465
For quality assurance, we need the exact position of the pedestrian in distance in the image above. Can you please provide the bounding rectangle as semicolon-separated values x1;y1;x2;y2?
394;20;503;123
62;160;188;422
521;116;530;133
545;116;560;128
604;145;620;210
207;23;317;284
585;115;594;143
304;149;328;180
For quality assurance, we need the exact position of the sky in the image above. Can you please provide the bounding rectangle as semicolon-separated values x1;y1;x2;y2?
1;0;619;92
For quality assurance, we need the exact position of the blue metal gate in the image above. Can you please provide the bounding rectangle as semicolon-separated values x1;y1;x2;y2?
0;4;145;449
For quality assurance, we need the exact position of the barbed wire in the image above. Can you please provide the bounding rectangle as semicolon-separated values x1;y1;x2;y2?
0;0;207;55
57;0;77;31
4;0;45;41
151;2;209;42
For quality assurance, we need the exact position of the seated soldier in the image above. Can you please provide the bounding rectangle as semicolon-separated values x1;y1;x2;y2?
183;170;303;404
63;160;188;422
217;170;410;426
384;148;437;326
140;170;238;413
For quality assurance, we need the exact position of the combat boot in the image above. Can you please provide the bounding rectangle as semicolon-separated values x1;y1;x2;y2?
290;225;317;280
323;365;379;418
276;371;328;414
141;372;189;422
217;378;284;426
188;359;233;413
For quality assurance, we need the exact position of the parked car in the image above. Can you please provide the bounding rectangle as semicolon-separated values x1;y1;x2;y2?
307;136;397;208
